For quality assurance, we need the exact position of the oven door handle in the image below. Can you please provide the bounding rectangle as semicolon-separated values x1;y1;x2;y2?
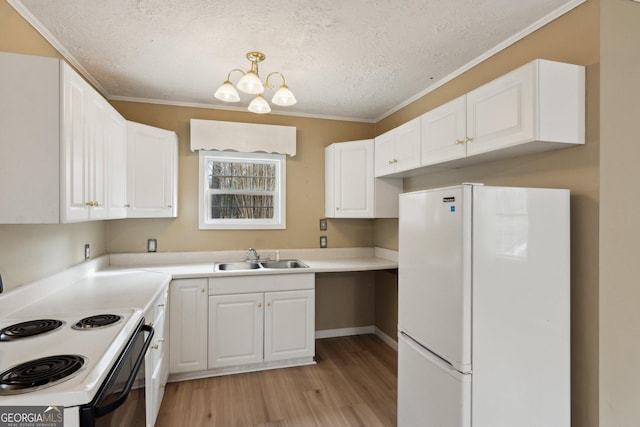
93;324;154;418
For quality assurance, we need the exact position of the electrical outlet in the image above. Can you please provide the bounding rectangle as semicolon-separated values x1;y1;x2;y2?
84;244;90;261
319;218;327;231
320;236;327;248
147;239;157;253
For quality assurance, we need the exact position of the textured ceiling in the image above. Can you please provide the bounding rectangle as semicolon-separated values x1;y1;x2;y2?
11;0;582;121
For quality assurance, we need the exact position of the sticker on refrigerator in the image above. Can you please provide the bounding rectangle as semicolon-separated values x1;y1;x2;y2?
450;206;456;212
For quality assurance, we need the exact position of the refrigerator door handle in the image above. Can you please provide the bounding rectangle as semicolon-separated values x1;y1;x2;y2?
400;332;468;374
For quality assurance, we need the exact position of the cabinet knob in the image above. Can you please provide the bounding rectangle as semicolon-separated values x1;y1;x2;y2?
201;288;205;293
455;139;464;145
161;383;166;388
94;201;100;207
258;303;262;308
465;136;473;142
152;344;159;350
167;205;173;208
267;302;271;307
388;159;394;165
85;202;92;206
393;158;399;163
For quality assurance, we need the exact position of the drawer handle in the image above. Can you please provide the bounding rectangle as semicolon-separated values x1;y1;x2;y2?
465;136;473;142
158;303;165;307
455;139;464;145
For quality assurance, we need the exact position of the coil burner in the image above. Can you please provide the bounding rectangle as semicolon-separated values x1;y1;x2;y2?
0;319;64;341
72;314;123;330
0;354;86;395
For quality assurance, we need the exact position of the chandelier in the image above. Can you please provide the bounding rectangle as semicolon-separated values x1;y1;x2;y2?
214;52;296;114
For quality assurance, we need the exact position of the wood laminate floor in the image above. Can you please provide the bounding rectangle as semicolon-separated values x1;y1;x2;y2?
155;334;398;427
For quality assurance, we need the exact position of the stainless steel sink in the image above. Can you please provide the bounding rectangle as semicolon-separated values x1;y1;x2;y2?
260;260;309;269
214;259;309;272
215;262;261;271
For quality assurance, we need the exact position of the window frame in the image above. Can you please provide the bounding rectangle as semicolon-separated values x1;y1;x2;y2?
198;150;286;230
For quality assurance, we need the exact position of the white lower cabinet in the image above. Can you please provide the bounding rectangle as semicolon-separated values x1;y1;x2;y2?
264;290;315;362
169;279;208;374
208;289;315;369
144;285;169;427
168;274;315;379
208;293;264;368
207;273;315;372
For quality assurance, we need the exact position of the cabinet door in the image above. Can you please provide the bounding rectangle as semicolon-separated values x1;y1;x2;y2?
86;95;108;219
391;117;422;173
374;134;396;177
264;290;315;362
421;96;467;166
333;140;374;218
127;121;178;218
169;279;208;374
106;105;128;219
466;61;535;156
61;64;90;222
208;293;264;368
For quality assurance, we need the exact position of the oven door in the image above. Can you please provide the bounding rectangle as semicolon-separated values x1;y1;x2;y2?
79;319;154;427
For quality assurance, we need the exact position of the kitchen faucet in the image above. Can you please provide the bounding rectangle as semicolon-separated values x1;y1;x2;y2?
247;248;260;262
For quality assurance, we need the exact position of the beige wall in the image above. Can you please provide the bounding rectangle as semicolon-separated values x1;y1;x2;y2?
0;1;109;292
3;2;630;426
599;0;640;426
373;2;600;426
107;101;376;252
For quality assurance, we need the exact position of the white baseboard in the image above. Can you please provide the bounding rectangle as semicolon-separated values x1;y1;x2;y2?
315;325;398;352
374;327;398;352
315;326;375;339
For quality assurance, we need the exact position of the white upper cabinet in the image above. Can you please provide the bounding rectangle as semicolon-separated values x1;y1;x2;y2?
105;106;128;219
467;59;584;155
374;117;421;177
61;64;112;222
0;52;131;224
126;121;178;218
325;139;402;218
419;59;585;171
421;95;467;166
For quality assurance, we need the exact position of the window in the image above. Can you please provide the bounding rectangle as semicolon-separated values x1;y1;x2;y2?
199;151;286;229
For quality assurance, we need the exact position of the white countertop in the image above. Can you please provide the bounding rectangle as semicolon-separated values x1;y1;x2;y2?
2;269;172;318
0;247;398;318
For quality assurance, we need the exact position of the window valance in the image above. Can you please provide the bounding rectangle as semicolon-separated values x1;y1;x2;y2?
190;119;297;157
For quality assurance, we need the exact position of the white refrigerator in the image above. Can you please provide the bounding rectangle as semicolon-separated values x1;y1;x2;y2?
397;184;570;427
